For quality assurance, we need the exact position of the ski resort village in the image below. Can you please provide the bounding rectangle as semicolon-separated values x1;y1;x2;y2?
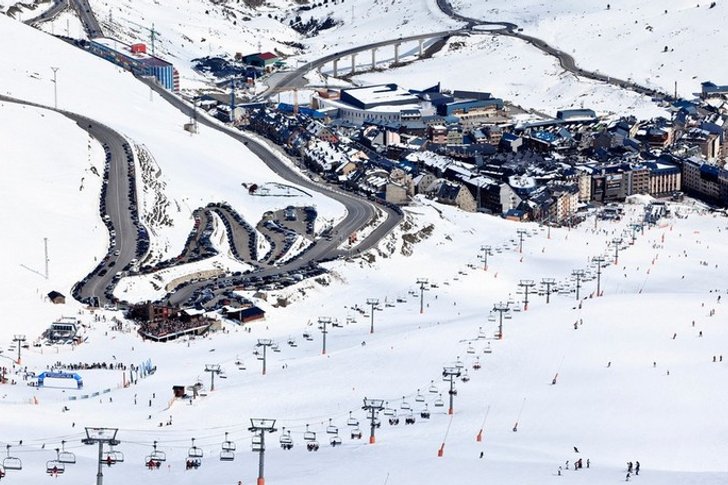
1;0;728;484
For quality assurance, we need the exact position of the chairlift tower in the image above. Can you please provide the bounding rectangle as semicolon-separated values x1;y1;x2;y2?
629;223;643;244
516;229;528;254
318;317;331;355
416;278;429;314
480;245;492;271
571;269;586;300
492;302;510;340
256;339;274;376
248;418;277;485
12;334;26;365
540;278;556;304
442;367;461;415
591;256;607;297
362;398;385;444
81;427;119;485
366;298;379;334
611;238;624;264
204;364;221;392
517;279;536;311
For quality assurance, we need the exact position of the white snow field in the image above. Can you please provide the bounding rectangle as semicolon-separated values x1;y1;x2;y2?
353;34;669;120
0;15;345;277
0;101;106;335
455;0;728;98
1;197;727;484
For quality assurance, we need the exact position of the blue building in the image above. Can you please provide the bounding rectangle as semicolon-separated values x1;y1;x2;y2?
88;38;179;92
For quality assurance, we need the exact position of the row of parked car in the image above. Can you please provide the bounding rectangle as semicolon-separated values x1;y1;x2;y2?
208;202;259;262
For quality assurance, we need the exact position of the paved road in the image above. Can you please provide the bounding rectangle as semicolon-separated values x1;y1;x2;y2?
0;94;142;307
25;0;68;26
435;0;669;100
69;0;103;38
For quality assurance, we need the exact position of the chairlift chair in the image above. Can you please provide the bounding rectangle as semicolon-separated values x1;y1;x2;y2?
400;396;411;410
57;441;76;464
221;432;236;452
147;442;166;463
466;344;476;354
219;450;235;462
303;425;316;442
428;380;438;393
420;404;431;419
279;429;294;450
252;434;264;452
3;445;21;471
188;438;203;459
109;446;124;463
487;314;497;323
473;357;482;370
329;435;342;447
434;394;445;408
287;338;297;347
326;419;338;435
455;357;464;369
346;411;359;427
415;389;425;403
484;343;492;354
461;370;471;383
46;460;65;475
383;403;396;416
350;427;362;440
504;313;513;320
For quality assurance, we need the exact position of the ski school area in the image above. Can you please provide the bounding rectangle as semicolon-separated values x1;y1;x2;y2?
0;199;727;484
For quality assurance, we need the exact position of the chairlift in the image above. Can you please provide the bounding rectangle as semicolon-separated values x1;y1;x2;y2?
461;370;471;383
434;394;445;407
455;357;464;369
219;450;235;462
147;441;166;463
57;440;76;464
420;404;431;420
3;445;21;471
504;313;513;320
303;424;316;441
350;428;362;440
279;428;294;450
383;402;396;416
222;432;236;452
400;396;411;410
473;357;482;370
466;344;476;354
415;389;425;403
287;337;297;347
512;306;521;312
428;380;438;394
306;440;320;452
109;446;124;463
188;438;203;459
271;344;281;353
329;435;342;447
303;332;313;341
346;411;359;427
252;434;264;452
326;419;338;435
46;459;65;475
487;314;497;323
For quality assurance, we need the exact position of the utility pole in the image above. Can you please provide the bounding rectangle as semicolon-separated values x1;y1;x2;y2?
366;298;379;334
492;302;510;340
442;367;461;415
517;279;536;311
204;364;221;391
12;334;26;365
256;339;274;375
362;398;385;444
318;317;331;355
611;238;623;264
249;418;277;485
480;245;492;271
516;229;528;253
416;278;429;314
50;67;59;109
540;278;556;303
82;427;120;485
591;256;607;297
572;269;586;300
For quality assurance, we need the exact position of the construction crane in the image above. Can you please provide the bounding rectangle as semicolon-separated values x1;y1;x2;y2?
126;20;161;56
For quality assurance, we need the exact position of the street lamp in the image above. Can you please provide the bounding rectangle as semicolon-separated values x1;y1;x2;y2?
82;427;119;485
50;66;59;109
249;418;277;485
